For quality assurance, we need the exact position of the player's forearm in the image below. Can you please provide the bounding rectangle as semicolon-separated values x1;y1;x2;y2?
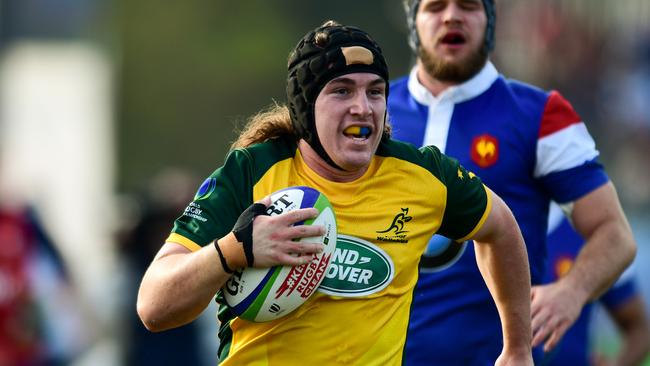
475;235;532;352
563;220;635;303
474;193;532;353
137;242;236;332
567;183;637;302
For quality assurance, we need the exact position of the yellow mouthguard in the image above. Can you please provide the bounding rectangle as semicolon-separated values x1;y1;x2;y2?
343;126;370;136
344;126;361;135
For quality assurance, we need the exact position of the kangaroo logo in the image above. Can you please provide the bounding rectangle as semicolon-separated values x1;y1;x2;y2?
377;208;412;235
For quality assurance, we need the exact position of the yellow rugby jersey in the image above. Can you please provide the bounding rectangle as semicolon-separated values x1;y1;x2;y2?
167;137;491;365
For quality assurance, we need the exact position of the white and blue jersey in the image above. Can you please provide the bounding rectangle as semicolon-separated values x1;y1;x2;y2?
543;203;638;366
388;62;610;365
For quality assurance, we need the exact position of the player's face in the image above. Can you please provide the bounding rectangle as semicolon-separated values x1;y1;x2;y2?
416;0;488;82
314;73;386;172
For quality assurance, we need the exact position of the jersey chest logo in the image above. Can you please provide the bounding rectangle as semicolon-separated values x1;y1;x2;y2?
318;235;394;297
376;208;412;243
470;134;499;168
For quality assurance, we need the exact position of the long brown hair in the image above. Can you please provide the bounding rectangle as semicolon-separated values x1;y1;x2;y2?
230;103;297;150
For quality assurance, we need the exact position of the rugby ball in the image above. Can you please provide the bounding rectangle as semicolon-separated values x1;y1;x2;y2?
222;186;337;322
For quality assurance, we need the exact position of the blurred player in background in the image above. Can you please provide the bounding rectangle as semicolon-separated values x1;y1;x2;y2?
0;202;91;365
544;202;650;366
137;21;534;365
387;0;637;364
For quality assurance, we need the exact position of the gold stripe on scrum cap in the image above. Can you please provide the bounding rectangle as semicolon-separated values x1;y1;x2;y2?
341;46;374;66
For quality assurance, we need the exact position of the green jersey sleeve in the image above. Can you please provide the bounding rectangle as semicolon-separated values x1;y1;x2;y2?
422;145;490;241
171;149;254;247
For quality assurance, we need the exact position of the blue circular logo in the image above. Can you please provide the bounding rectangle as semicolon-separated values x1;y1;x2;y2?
419;234;467;273
194;177;217;200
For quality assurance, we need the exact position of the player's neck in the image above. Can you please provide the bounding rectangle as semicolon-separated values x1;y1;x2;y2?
298;140;367;183
415;62;459;97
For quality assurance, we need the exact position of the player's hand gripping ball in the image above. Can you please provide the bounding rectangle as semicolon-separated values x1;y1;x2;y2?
223;186;337;322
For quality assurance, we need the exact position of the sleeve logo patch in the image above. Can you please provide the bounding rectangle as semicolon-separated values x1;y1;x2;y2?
194;177;217;201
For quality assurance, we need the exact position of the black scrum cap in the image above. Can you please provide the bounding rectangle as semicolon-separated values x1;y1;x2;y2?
286;21;389;169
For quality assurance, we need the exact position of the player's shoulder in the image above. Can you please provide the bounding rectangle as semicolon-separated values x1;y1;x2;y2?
497;77;551;104
486;76;561;125
379;137;439;158
498;77;578;113
229;138;296;162
378;138;449;174
223;138;297;179
498;78;584;140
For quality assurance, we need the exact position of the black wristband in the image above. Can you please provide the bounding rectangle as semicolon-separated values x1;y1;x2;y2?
232;202;269;267
214;240;234;274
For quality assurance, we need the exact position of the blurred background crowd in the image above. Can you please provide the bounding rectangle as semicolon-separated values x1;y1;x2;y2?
0;0;648;365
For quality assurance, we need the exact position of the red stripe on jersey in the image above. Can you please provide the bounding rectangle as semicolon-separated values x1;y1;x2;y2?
538;91;582;138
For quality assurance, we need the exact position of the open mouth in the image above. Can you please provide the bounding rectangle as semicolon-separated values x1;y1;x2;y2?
343;126;372;140
441;32;466;45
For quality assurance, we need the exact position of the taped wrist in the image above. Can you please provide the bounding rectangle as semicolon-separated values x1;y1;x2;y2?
232;202;269;267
